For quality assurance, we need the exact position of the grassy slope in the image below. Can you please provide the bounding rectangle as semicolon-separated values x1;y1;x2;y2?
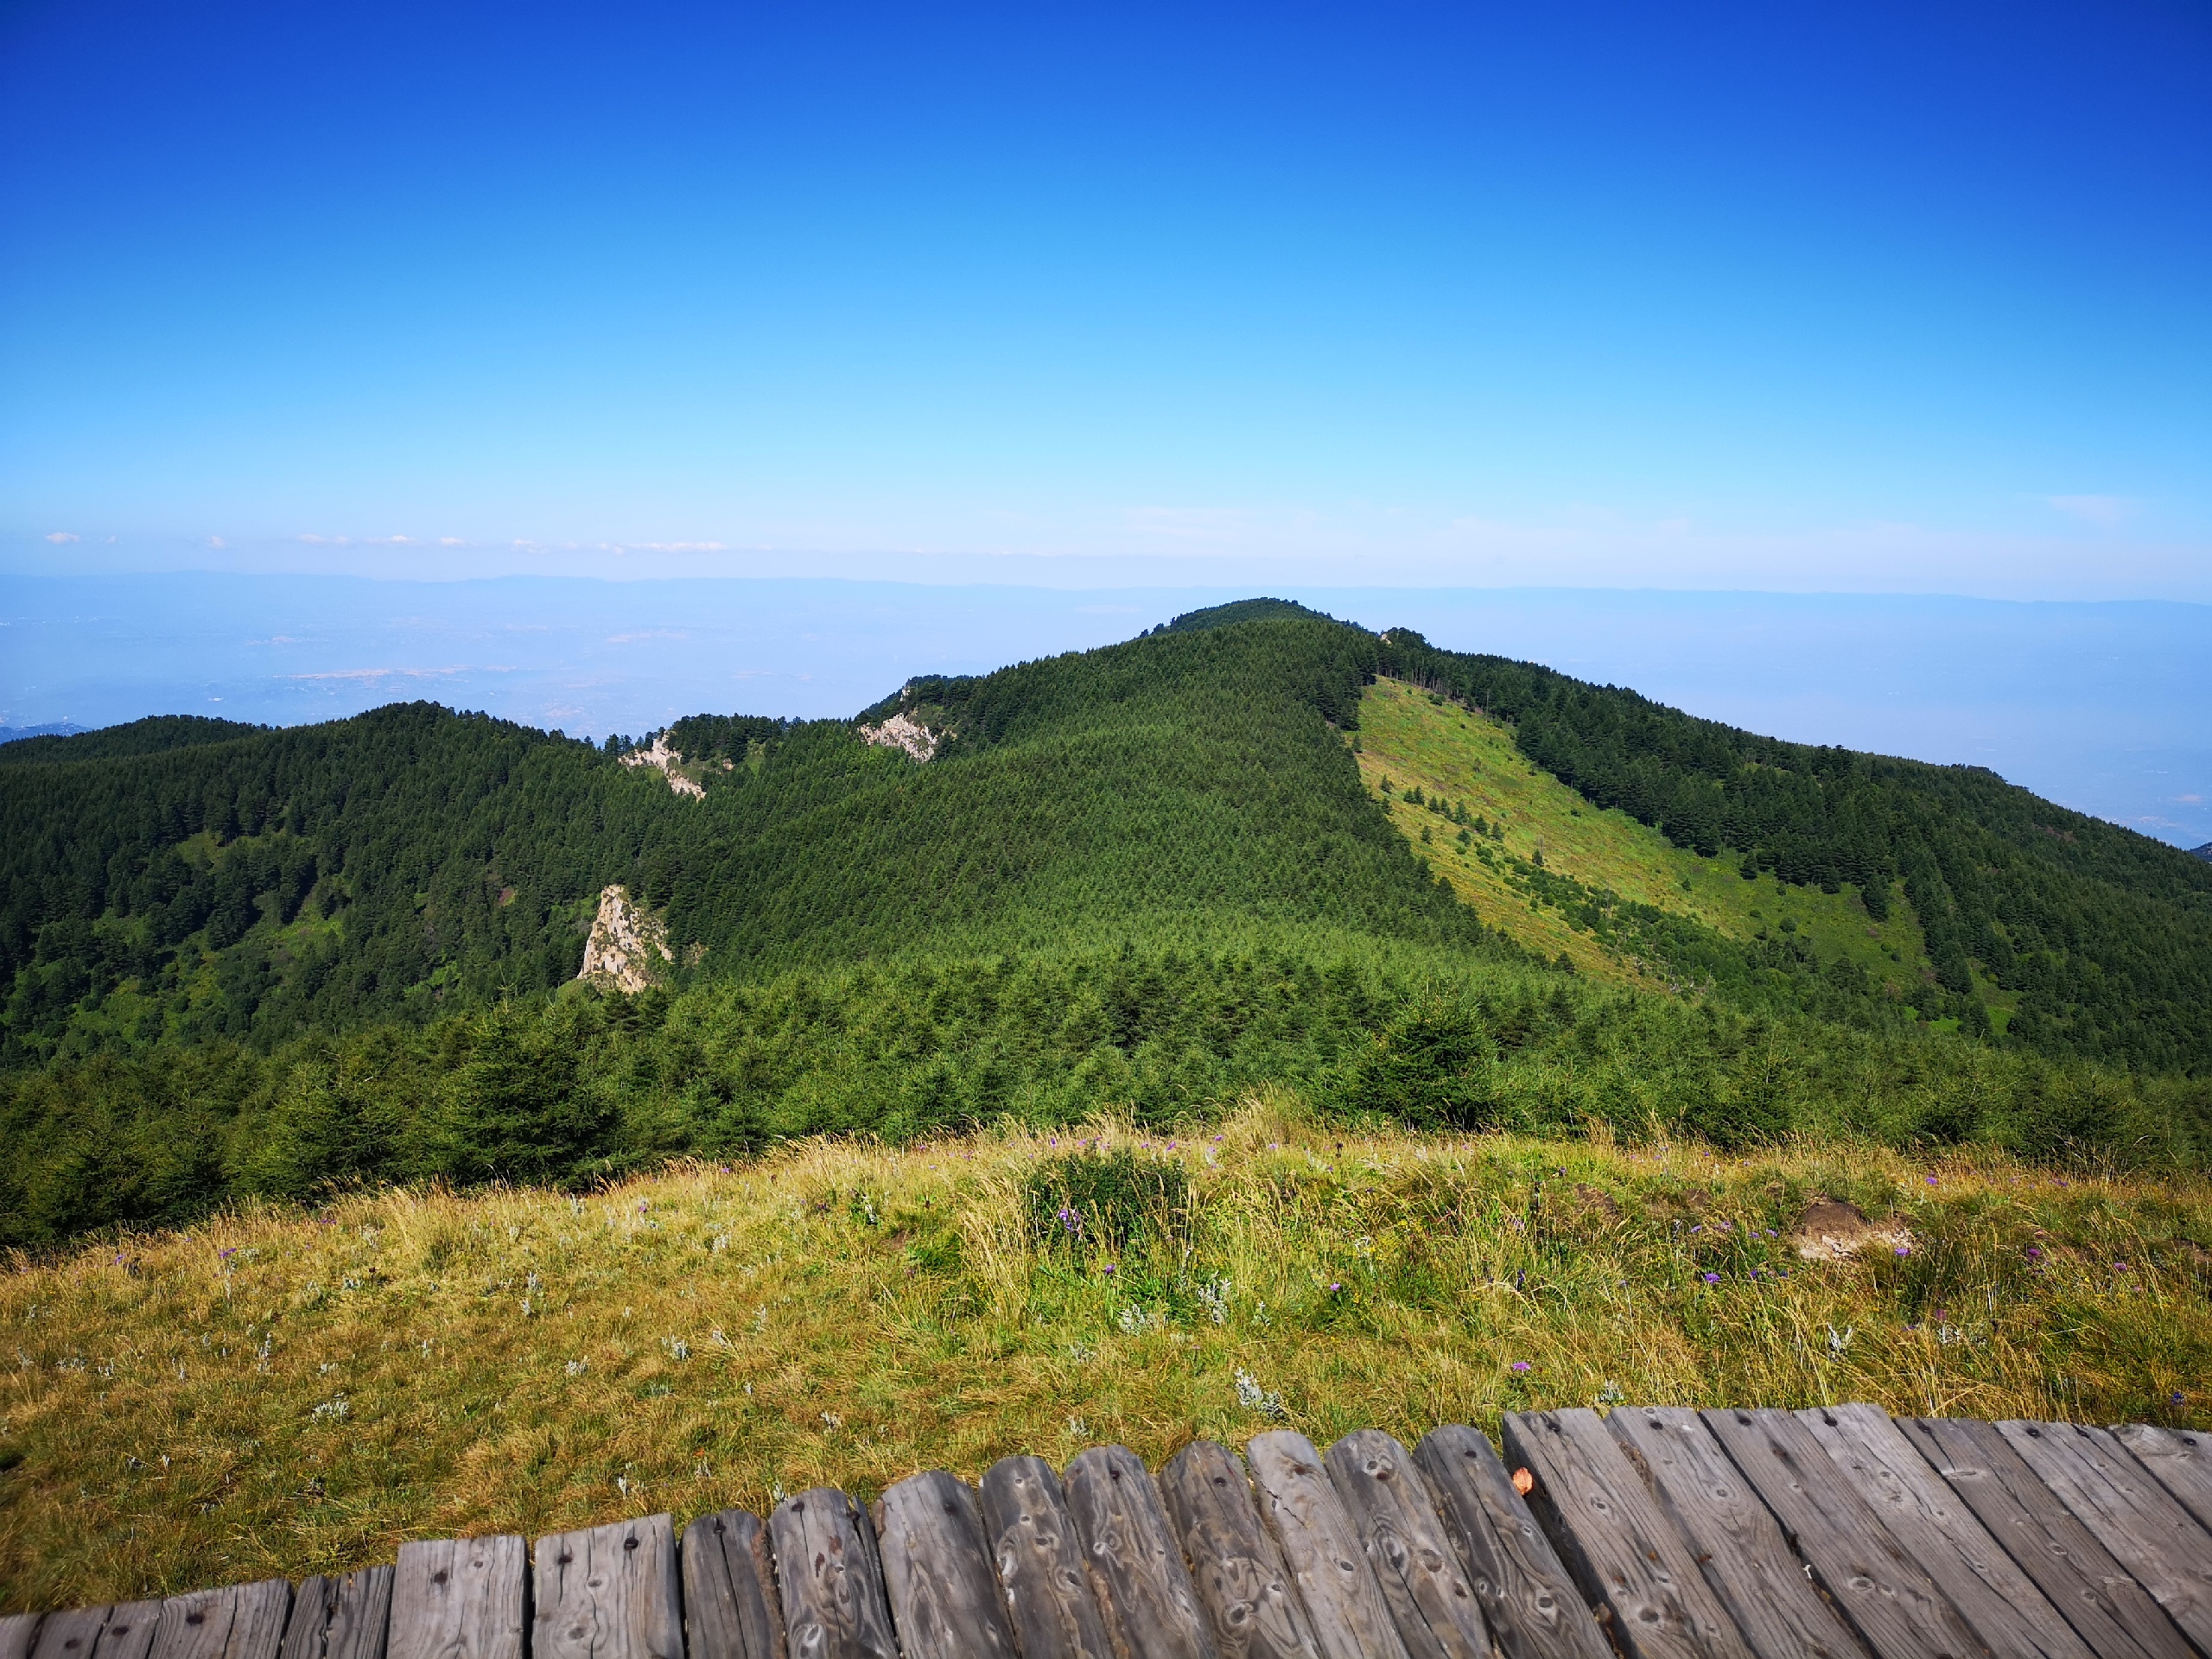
2;1096;2205;1609
1354;678;1995;1012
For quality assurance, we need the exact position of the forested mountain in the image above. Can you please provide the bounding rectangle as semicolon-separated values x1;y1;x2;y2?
1374;626;2212;1072
3;601;2207;1244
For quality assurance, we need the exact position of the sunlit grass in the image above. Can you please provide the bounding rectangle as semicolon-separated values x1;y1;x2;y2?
1356;677;1934;995
3;1091;2207;1611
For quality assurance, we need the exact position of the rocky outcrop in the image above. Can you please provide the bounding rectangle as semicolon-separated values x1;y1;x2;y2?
620;733;706;798
577;883;672;994
859;711;939;762
1788;1195;1913;1261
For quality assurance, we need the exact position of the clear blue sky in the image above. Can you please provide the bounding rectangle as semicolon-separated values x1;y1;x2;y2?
3;0;2208;594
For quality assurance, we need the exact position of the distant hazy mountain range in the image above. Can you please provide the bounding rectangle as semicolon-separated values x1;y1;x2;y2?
0;722;87;744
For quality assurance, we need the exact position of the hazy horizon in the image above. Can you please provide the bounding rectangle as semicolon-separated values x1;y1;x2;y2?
5;572;2205;850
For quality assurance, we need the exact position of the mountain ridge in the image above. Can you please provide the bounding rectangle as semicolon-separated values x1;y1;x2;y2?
2;602;2207;1245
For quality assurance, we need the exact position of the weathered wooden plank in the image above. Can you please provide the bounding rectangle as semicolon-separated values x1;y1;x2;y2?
1156;1440;1319;1659
1904;1416;2193;1659
2;1615;41;1659
680;1510;787;1659
278;1571;392;1659
1412;1425;1611;1659
766;1488;898;1659
149;1582;291;1659
1322;1429;1489;1659
92;1606;163;1659
1500;1410;1751;1659
1800;1405;2090;1659
2112;1425;2212;1535
29;1609;107;1659
1063;1444;1217;1659
1606;1405;1866;1659
31;1603;162;1659
978;1455;1115;1659
1999;1420;2212;1656
387;1536;527;1659
533;1514;682;1659
1243;1430;1412;1659
1700;1408;1986;1659
872;1471;1020;1659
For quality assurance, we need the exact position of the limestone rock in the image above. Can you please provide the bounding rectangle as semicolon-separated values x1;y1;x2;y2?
859;710;939;762
620;732;706;798
577;883;672;994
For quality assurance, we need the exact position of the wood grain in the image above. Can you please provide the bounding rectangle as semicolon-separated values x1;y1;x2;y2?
387;1536;527;1659
1999;1421;2212;1656
532;1515;682;1659
1799;1404;2089;1659
277;1572;392;1659
2112;1425;2212;1535
149;1583;291;1659
1699;1408;1986;1659
1244;1430;1411;1659
872;1471;1020;1659
1606;1405;1866;1659
766;1489;898;1659
1412;1425;1611;1659
31;1604;162;1659
1500;1410;1751;1659
978;1455;1115;1659
679;1510;786;1659
92;1606;162;1659
1063;1444;1217;1659
28;1609;107;1659
1904;1416;2192;1659
2;1615;40;1659
1322;1430;1488;1659
1156;1440;1318;1659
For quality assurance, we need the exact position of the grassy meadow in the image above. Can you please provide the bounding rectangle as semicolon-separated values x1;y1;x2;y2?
4;1093;2208;1611
1357;676;1935;992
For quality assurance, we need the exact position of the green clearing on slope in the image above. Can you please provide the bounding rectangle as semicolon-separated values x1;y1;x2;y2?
1357;678;1953;1012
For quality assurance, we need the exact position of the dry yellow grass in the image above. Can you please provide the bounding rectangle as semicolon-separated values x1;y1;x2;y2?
3;1093;2208;1611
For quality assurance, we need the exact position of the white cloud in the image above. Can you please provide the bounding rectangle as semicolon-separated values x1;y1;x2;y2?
2046;494;2133;524
43;531;79;543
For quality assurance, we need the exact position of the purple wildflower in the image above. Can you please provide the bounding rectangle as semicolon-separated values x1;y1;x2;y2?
1510;1361;1532;1373
1701;1272;1720;1285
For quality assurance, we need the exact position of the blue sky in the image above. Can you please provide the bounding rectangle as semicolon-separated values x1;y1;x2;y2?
3;0;2208;594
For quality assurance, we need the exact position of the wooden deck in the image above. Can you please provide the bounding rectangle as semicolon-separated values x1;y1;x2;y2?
5;1407;2210;1659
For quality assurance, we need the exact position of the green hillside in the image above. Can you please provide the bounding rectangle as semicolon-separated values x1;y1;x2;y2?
1357;677;1936;1001
2;602;2208;1248
1374;626;2212;1071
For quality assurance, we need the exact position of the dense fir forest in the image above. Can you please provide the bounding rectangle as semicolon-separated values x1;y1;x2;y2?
3;601;2208;1245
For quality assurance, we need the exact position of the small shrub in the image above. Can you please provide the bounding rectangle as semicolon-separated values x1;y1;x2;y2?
1024;1147;1191;1257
